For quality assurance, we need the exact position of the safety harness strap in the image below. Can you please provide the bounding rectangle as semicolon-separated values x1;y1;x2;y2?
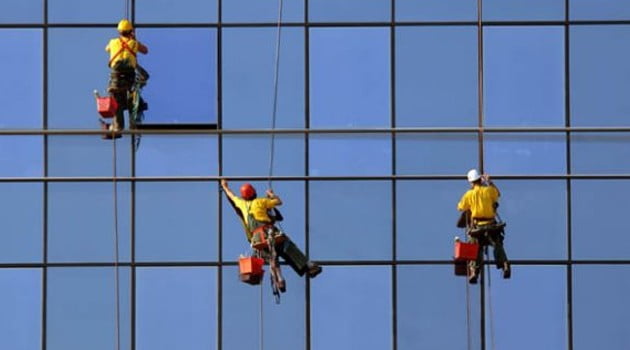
109;37;137;68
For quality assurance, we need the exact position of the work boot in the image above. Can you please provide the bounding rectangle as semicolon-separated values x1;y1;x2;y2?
502;262;511;279
278;279;286;293
468;267;479;284
307;262;322;278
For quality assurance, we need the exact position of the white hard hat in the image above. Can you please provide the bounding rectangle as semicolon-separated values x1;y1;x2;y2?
467;169;481;182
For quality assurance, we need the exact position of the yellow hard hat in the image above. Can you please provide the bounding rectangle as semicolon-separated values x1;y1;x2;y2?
117;19;133;32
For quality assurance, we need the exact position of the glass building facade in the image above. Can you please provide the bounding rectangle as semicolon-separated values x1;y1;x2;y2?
1;0;629;349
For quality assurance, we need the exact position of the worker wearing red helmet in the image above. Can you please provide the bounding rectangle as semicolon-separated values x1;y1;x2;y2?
457;169;510;284
103;19;149;134
220;179;322;281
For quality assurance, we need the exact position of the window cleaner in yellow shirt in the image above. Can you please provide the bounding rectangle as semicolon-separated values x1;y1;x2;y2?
102;19;149;136
221;179;322;292
457;169;511;284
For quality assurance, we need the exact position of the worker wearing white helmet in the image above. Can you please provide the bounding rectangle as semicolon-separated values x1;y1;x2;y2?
457;169;510;283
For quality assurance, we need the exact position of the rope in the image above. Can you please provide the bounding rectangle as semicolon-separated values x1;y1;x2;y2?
465;274;472;350
266;0;284;189
259;281;264;350
485;250;496;350
125;0;130;20
111;136;121;350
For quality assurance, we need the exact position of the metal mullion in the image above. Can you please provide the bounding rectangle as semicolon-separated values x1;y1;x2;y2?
130;2;137;350
390;0;397;349
304;1;311;349
477;0;486;348
216;0;224;349
564;1;574;349
42;1;49;349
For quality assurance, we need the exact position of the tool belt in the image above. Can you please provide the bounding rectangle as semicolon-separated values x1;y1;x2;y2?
468;221;506;240
250;224;286;250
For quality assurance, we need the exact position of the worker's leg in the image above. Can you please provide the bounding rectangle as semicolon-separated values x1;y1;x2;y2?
276;236;322;278
490;232;510;279
467;235;483;284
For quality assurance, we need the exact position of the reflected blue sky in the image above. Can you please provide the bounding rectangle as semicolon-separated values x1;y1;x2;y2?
0;1;629;350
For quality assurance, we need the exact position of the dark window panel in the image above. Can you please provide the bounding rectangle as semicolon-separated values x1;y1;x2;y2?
137;28;217;124
570;25;630;126
0;29;42;128
48;0;125;23
396;26;477;127
222;134;305;177
135;136;218;176
396;133;478;175
310;27;390;128
222;266;306;349
0;183;43;263
47;267;131;350
484;133;566;175
48;135;132;177
222;0;303;23
136;182;218;262
136;267;217;349
135;0;217;23
309;134;391;176
572;180;630;260
0;136;43;177
483;0;564;21
0;0;43;23
571;133;630;174
396;0;477;22
311;266;392;350
48;183;131;263
309;181;391;261
222;27;304;129
570;0;630;20
309;0;390;22
0;268;41;350
484;26;565;126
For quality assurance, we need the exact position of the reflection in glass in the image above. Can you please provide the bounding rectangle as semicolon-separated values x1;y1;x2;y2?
135;0;217;23
309;134;391;176
484;133;566;175
0;183;42;263
396;133;478;175
0;268;41;350
309;0;389;22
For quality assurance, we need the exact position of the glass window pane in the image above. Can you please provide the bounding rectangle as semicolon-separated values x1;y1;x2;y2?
497;180;567;259
136;182;217;262
136;267;217;350
396;0;476;22
484;26;565;126
135;0;217;23
309;0;390;22
222;134;305;177
572;180;630;260
396;181;470;260
484;133;566;175
571;133;630;174
48;28;112;129
311;266;391;350
48;136;132;177
309;134;391;176
0;29;42;128
222;181;305;261
0;183;42;263
136;136;218;176
570;25;630;126
0;0;42;23
47;267;131;350
487;266;567;349
483;0;564;21
222;0;303;23
222;266;306;349
222;27;304;129
396;26;477;127
310;181;391;260
138;28;217;124
48;0;124;23
310;28;390;128
396;133;478;175
397;265;480;349
570;0;630;20
0;269;41;350
48;183;131;262
0;136;43;177
573;265;630;350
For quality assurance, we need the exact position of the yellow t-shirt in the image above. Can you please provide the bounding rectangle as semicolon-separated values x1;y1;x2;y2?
106;37;140;68
225;193;281;241
457;185;499;222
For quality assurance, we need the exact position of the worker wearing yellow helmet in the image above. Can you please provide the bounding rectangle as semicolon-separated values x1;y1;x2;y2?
103;19;149;133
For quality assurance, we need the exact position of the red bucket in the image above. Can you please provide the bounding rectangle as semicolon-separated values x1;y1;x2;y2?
97;96;118;118
454;241;479;261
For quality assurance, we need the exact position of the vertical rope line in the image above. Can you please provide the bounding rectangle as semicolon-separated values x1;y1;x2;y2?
486;252;496;350
260;281;264;350
125;0;130;19
112;137;121;350
465;276;472;350
267;0;284;189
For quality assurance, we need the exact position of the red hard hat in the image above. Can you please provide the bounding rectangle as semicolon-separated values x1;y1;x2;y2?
240;183;256;200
